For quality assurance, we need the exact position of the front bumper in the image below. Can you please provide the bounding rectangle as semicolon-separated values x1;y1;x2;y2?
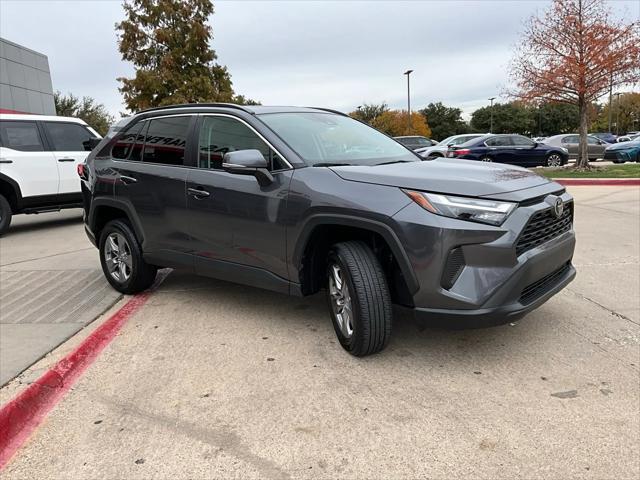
391;187;576;326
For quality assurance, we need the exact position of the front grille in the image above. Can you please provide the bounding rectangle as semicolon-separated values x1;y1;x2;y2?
519;262;571;304
441;247;465;289
516;202;573;256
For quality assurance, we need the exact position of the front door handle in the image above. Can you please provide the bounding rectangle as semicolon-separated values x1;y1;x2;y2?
188;187;210;198
58;158;75;162
119;175;137;184
0;158;12;164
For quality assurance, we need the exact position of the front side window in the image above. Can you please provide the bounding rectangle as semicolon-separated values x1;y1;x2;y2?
198;116;286;170
142;116;191;166
43;122;96;151
0;121;44;151
587;136;599;145
259;112;417;166
511;135;535;146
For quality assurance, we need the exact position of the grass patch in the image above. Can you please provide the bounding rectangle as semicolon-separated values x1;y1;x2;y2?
535;163;640;178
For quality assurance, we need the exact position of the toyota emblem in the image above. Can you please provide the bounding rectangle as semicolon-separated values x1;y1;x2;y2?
553;197;564;218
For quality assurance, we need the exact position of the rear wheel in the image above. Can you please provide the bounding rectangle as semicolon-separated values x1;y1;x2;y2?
99;219;157;294
546;153;563;167
480;156;492;163
0;194;12;235
326;241;392;356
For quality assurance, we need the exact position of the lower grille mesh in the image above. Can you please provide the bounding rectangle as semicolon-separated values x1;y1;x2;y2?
519;263;571;305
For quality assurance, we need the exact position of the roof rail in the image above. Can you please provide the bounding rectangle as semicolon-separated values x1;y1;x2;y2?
310;107;348;116
137;103;254;114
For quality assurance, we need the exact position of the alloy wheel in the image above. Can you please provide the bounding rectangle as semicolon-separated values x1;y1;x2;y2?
104;232;133;283
328;263;354;338
481;157;492;162
547;154;562;167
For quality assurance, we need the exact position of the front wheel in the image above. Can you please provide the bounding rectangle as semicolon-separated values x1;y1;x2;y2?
546;153;563;167
326;241;392;356
0;194;12;235
99;219;157;294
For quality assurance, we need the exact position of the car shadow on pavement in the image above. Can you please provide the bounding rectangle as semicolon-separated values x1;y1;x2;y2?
5;212;83;236
154;269;545;369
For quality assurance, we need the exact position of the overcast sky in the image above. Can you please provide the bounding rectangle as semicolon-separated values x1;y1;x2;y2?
1;0;638;119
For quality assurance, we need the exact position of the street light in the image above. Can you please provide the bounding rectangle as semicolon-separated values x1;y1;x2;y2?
404;69;413;133
615;92;622;135
488;97;496;133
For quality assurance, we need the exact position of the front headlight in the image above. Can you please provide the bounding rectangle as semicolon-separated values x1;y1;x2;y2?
560;147;569;153
403;190;516;226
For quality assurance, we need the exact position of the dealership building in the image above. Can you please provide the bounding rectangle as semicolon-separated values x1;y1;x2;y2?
0;37;56;115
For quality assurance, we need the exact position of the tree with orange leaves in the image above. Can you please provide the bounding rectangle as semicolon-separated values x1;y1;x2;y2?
509;0;640;168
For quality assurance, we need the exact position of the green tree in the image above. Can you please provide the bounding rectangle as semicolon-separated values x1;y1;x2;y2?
592;92;640;134
116;0;254;111
418;102;469;141
470;102;536;135
349;102;389;124
536;102;580;136
54;91;115;136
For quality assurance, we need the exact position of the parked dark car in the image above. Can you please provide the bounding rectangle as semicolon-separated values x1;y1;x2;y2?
603;137;640;163
590;132;617;144
394;135;437;150
447;134;569;167
81;104;576;356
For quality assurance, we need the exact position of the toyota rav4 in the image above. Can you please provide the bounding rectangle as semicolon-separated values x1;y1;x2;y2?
81;104;576;356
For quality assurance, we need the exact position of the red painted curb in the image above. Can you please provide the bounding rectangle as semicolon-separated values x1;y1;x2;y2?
555;178;640;186
0;273;167;469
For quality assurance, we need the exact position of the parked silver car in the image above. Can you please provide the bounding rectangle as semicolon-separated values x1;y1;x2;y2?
542;134;609;161
416;133;483;158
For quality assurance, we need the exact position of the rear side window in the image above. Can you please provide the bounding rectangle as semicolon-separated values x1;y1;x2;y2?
198;116;286;171
111;121;145;160
485;136;512;147
43;122;96;151
562;135;579;144
142;116;191;166
0;121;44;151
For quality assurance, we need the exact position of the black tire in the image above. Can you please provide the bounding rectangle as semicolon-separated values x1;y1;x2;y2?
99;219;157;294
0;194;12;236
479;156;493;163
326;241;392;356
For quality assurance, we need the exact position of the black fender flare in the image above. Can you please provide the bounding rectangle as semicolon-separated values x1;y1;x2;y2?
0;172;23;210
89;197;146;245
292;214;419;294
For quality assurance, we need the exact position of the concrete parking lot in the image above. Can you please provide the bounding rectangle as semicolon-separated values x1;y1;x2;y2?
1;186;639;479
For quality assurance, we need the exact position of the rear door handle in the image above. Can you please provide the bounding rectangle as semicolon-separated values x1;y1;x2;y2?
119;175;138;184
58;158;75;162
188;187;210;198
0;158;12;164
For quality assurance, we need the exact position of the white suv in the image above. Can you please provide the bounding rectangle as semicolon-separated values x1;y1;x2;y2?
0;114;100;234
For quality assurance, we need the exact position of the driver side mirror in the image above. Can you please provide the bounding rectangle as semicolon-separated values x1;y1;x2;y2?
222;149;273;186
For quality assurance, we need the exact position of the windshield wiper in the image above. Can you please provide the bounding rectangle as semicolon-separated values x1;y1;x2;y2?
312;162;354;167
375;160;413;166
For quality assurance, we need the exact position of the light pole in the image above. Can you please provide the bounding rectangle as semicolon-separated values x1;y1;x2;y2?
488;97;496;133
615;92;622;135
404;69;413;133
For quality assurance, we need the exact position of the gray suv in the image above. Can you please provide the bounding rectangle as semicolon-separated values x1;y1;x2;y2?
81;104;576;356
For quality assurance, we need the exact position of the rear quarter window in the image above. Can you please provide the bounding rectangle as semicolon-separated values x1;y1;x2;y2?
0;121;44;151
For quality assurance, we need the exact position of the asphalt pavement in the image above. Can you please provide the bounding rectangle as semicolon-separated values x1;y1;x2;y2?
1;186;639;479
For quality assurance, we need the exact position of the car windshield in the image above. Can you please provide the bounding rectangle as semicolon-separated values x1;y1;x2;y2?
259;112;418;166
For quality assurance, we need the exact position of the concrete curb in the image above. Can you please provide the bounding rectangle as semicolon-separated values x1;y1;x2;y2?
554;178;640;186
0;272;168;470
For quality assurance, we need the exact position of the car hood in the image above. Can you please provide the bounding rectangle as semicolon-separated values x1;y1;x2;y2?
606;141;639;151
329;158;552;197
